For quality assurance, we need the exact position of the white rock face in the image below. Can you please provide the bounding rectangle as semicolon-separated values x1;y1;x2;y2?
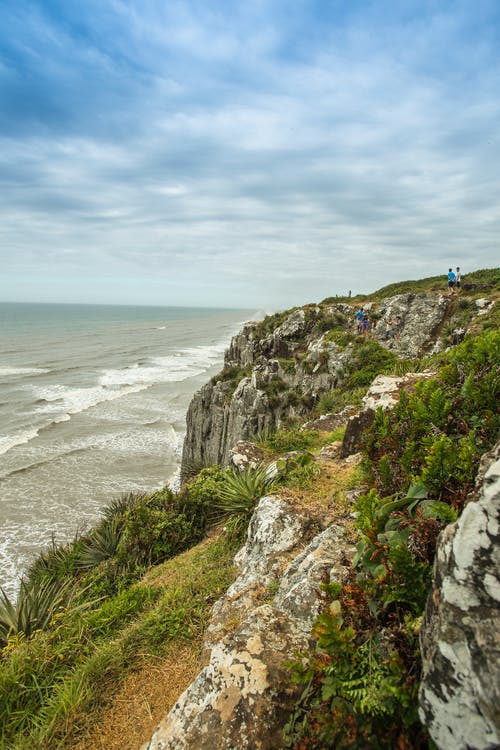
229;496;306;595
229;441;265;471
419;442;500;750
274;524;354;633
377;292;450;358
143;497;355;750
361;372;434;411
341;371;436;457
475;298;491;309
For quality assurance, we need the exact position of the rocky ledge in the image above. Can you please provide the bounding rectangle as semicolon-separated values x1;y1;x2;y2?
143;495;355;749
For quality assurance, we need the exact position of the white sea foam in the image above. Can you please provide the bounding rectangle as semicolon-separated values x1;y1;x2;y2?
31;382;148;419
99;343;226;388
168;467;181;493
0;343;224;459
0;428;40;457
68;423;179;454
0;366;50;378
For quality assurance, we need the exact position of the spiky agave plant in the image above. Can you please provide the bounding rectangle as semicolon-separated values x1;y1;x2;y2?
101;492;144;522
212;463;277;538
25;535;82;586
75;517;122;570
0;576;74;647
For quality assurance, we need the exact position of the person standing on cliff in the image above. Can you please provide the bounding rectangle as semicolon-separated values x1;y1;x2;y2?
447;268;455;295
455;266;461;294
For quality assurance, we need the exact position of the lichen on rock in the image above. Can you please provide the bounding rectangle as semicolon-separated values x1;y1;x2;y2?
419;442;500;750
143;496;355;750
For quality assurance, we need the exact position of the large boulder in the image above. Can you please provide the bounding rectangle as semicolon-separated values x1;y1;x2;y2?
375;292;450;357
143;497;355;750
419;442;500;750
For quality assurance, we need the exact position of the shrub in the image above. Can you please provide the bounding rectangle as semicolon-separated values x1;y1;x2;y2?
284;582;428;749
75;517;122;569
343;340;397;390
117;498;198;567
24;533;90;588
364;329;499;506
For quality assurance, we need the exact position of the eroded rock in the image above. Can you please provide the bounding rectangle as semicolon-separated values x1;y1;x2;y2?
419;442;500;750
376;292;450;357
302;405;356;432
142;606;308;750
229;441;266;471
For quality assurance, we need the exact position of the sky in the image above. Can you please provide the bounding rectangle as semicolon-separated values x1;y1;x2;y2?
0;0;499;310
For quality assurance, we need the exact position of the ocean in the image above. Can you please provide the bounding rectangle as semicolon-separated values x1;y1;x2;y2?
0;302;253;596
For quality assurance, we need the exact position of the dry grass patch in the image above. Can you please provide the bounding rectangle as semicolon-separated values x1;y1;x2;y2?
282;459;363;512
73;646;200;750
141;536;215;589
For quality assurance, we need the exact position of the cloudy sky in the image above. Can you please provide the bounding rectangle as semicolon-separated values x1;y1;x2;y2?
0;1;499;309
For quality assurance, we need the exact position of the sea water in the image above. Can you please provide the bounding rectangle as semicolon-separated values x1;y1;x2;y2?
0;302;253;596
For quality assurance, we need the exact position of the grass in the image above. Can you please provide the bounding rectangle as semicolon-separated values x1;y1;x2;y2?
320;267;500;305
72;646;201;750
0;535;238;750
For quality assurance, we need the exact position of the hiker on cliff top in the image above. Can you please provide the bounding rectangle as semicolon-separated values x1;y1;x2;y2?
362;312;370;336
355;308;364;333
447;268;455;295
394;316;402;341
454;267;461;294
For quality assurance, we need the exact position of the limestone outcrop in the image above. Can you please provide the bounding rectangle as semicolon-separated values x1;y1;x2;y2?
419;442;500;750
143;496;355;750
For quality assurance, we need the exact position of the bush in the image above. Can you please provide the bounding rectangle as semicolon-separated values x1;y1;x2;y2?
364;329;499;506
183;466;228;514
343;340;397;390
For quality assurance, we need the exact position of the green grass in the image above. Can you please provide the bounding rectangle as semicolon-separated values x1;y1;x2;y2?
0;535;237;750
321;267;500;305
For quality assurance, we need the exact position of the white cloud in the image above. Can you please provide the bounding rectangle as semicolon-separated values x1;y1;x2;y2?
0;1;499;307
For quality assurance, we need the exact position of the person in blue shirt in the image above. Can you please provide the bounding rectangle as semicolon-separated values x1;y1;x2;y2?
447;268;455;295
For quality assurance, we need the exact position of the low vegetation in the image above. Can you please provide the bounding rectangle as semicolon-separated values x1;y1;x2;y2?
0;534;238;750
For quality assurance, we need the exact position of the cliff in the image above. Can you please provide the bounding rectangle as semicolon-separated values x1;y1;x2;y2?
181;291;451;473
